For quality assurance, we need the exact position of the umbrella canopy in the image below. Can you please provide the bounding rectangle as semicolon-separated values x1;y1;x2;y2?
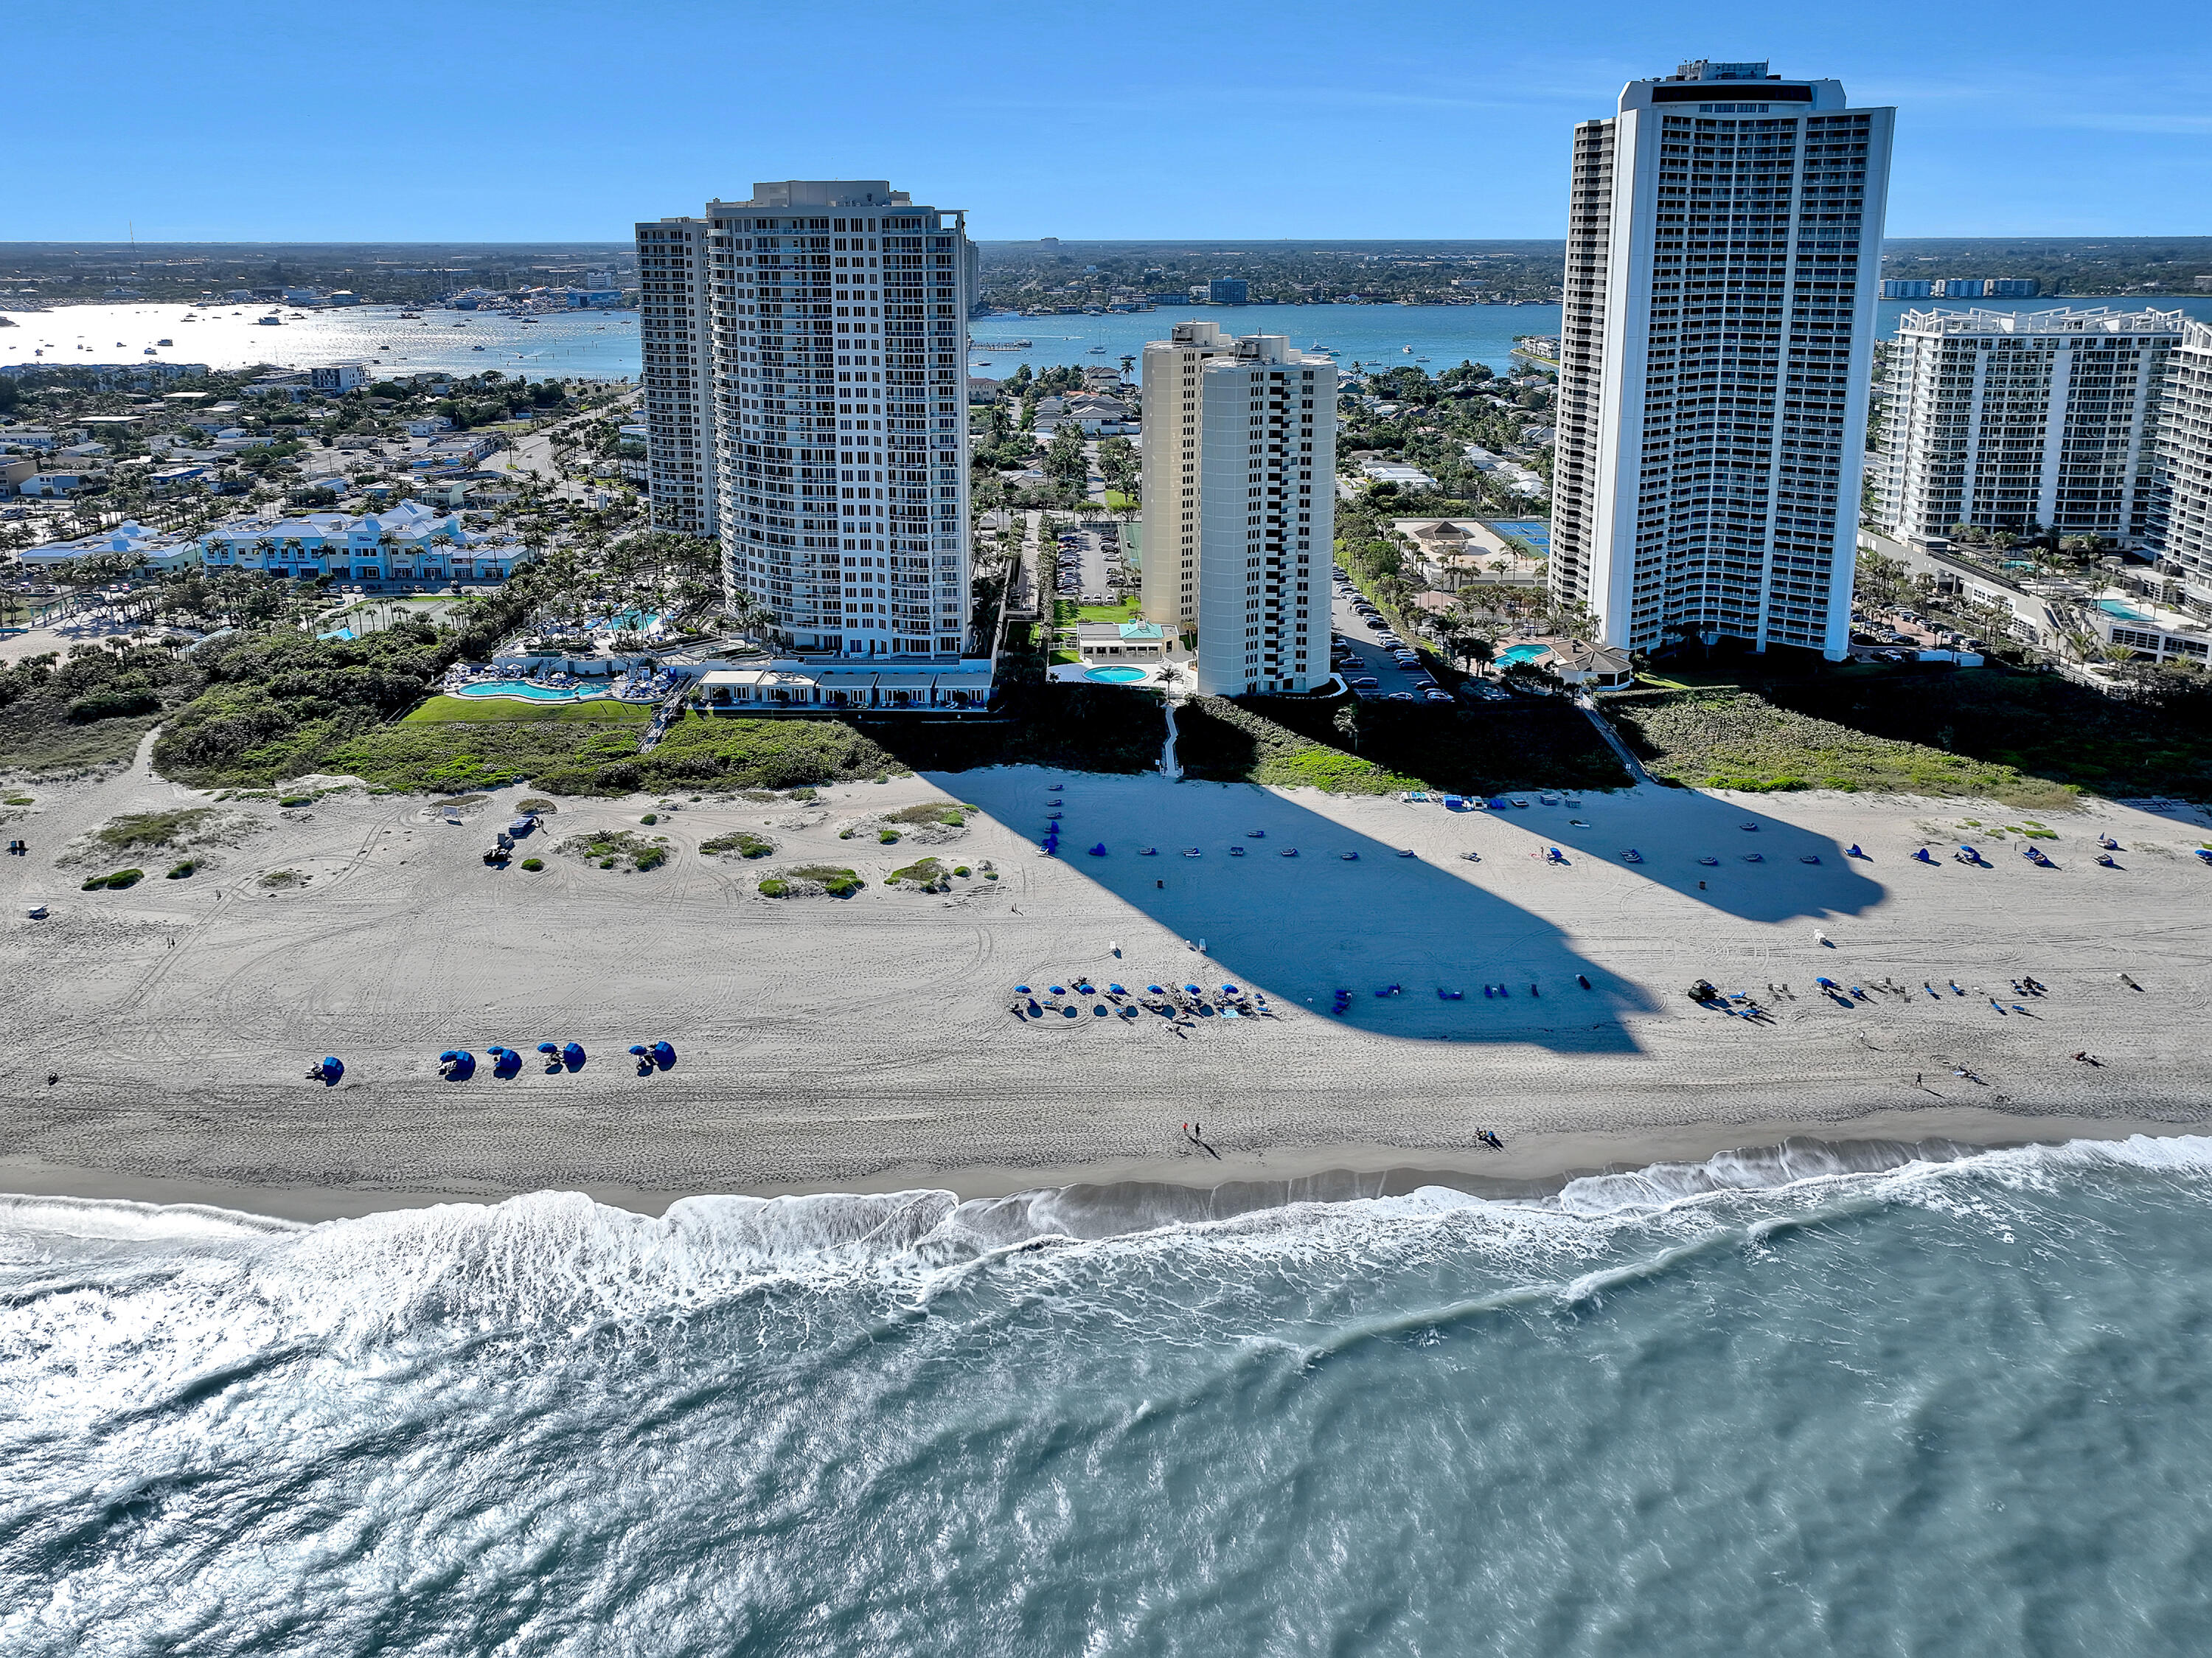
627;1044;649;1055
537;1042;559;1054
561;1042;586;1067
650;1041;676;1065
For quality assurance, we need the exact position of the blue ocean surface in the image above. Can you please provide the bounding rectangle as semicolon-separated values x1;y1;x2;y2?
7;1136;2212;1656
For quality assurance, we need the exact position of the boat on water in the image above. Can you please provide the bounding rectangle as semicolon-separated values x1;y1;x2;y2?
156;337;172;346
399;311;420;319
1401;345;1413;353
1087;346;1106;353
256;315;282;326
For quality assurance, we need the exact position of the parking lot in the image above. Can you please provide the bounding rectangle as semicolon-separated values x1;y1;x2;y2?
1054;521;1124;604
1328;573;1453;704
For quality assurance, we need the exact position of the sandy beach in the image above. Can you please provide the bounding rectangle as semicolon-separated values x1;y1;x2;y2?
3;733;2211;1222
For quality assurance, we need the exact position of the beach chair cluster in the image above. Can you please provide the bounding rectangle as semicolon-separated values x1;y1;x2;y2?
422;1039;672;1081
1011;978;1270;1026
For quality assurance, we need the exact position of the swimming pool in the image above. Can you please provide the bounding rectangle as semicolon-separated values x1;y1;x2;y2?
1495;643;1551;667
455;681;609;702
1084;665;1150;684
2097;598;2154;622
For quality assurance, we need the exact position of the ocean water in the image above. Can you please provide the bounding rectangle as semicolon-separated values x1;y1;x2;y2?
8;1136;2212;1657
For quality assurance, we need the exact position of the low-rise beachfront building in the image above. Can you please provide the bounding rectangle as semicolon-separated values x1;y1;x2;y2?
196;501;538;586
18;520;201;572
695;659;995;712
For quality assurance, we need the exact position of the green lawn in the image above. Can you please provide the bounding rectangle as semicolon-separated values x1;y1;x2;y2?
1102;490;1137;513
1602;656;2212;805
401;694;654;725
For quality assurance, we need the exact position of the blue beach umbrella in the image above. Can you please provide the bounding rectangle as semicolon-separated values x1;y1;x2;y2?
650;1040;676;1068
561;1041;586;1069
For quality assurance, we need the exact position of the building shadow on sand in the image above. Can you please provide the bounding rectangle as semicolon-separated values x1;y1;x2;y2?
935;769;1893;1056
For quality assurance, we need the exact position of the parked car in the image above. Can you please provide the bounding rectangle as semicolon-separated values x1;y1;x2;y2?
1422;690;1453;703
1347;674;1380;689
1387;691;1416;702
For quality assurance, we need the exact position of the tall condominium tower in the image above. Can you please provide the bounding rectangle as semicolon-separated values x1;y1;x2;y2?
633;182;975;659
2152;320;2212;609
1138;319;1237;627
1192;335;1337;696
1874;307;2182;547
1551;60;1894;660
632;215;716;535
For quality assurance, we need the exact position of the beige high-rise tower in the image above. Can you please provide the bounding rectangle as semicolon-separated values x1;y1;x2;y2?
1138;320;1236;628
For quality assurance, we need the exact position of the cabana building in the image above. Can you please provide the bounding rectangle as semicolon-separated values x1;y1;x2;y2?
696;659;995;713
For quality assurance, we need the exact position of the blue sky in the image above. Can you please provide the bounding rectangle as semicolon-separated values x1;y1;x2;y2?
15;0;2211;243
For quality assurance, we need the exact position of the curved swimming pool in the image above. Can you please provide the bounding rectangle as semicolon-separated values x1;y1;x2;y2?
1495;644;1551;667
454;682;610;703
1084;665;1150;684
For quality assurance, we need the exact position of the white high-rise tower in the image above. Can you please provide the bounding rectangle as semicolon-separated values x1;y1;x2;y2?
1874;307;2182;547
1551;61;1894;659
650;181;975;659
632;215;715;535
1191;335;1336;696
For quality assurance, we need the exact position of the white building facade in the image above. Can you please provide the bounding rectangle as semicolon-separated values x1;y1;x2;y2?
1551;60;1894;660
703;181;973;659
1192;335;1336;695
1874;308;2181;547
632;215;717;535
1138;319;1237;628
2152;319;2212;613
